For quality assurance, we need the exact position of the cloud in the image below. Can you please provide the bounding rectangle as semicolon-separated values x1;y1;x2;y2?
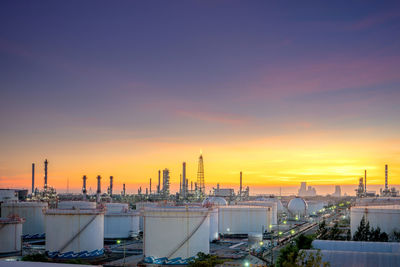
174;109;250;126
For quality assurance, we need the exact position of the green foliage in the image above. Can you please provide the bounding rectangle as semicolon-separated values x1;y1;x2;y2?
327;223;341;240
353;216;389;242
392;231;400;242
188;252;224;267
316;220;328;239
295;250;330;267
276;234;315;267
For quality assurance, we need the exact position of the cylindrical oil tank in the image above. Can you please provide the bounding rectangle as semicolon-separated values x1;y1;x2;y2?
143;207;210;259
218;206;271;234
45;208;104;259
350;205;400;237
248;232;263;249
209;207;219;241
237;201;278;225
135;202;158;231
58;201;96;210
104;203;140;239
1;202;48;238
0;217;24;255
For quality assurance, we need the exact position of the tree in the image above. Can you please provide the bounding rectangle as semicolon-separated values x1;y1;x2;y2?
353;216;388;242
353;216;369;241
276;234;315;267
188;252;224;267
316;220;328;239
328;222;341;240
295;250;330;267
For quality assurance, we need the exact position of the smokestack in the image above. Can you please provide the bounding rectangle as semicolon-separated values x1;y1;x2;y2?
96;175;101;203
240;171;242;197
32;163;35;194
82;175;87;200
182;162;186;196
158;170;161;194
364;170;367;193
150;178;152;194
179;175;182;194
385;164;388;190
44;159;48;190
109;176;113;196
191;181;193;191
123;183;126;196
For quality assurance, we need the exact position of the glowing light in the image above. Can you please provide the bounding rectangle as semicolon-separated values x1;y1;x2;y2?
244;261;250;267
279;231;283;235
227;228;230;232
116;240;121;244
291;230;295;234
283;220;287;224
259;241;264;246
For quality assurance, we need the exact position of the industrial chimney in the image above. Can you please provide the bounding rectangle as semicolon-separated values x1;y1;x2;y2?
82;175;87;200
158;170;161;194
123;183;126;196
364;170;367;193
240;171;242;199
385;164;388;191
150;178;152;194
32;163;35;194
182;162;186;197
44;159;48;190
109;176;113;196
96;175;101;203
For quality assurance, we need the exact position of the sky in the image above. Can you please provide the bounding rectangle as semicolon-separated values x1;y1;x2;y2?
1;1;400;196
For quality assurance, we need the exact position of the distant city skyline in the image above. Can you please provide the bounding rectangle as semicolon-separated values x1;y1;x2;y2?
1;1;400;191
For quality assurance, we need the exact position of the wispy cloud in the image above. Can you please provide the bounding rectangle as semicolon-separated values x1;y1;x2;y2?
174;109;250;126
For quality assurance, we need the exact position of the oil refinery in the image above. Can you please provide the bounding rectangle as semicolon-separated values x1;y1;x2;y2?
1;156;399;267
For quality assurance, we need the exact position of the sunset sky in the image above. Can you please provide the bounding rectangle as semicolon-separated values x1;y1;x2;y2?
1;1;399;195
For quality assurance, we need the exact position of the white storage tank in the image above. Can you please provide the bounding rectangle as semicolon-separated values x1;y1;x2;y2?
104;203;140;239
143;207;210;259
58;201;96;210
288;197;307;218
208;207;219;241
248;232;263;249
255;197;285;213
202;197;228;206
218;206;271;234
0;217;24;255
45;207;104;259
350;205;400;237
1;202;48;238
135;202;159;231
237;201;278;225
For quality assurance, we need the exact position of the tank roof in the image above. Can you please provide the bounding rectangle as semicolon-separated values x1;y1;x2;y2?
1;201;48;207
351;205;400;213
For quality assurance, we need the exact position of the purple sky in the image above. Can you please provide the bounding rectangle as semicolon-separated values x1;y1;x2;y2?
1;1;400;193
